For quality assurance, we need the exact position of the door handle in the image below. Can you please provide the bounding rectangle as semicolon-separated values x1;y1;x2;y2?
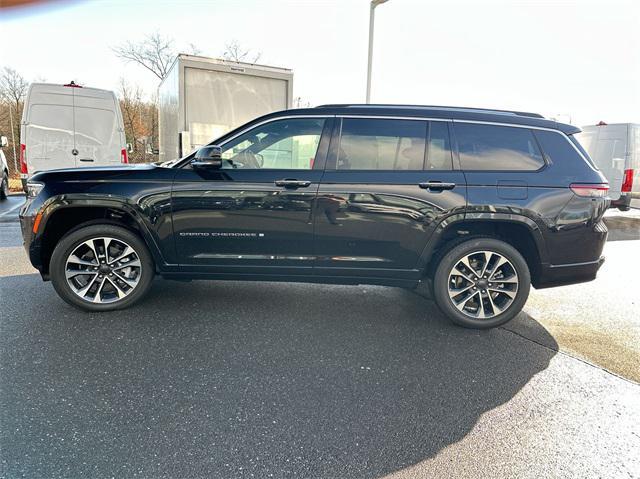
418;181;456;191
275;179;311;188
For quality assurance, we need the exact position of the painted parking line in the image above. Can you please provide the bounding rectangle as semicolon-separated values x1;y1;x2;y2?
0;201;24;217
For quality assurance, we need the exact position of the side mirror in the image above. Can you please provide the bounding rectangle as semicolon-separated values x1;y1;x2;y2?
192;145;223;169
0;136;7;148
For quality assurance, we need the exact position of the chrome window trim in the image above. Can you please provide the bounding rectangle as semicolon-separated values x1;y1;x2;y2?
212;113;596;174
336;115;595;172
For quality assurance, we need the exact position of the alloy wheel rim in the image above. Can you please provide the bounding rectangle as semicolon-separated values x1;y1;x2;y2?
64;237;142;304
447;250;519;319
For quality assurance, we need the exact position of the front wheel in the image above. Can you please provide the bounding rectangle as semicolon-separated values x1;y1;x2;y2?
433;238;530;329
50;225;155;311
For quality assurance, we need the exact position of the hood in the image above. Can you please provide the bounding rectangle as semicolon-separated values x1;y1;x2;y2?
30;164;167;184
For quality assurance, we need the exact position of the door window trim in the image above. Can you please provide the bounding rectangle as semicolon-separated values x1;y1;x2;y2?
326;117;432;172
176;113;594;173
335;115;591;170
178;115;334;169
215;116;333;172
326;117;458;172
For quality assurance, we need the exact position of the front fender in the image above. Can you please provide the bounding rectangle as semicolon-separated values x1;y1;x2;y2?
28;192;174;271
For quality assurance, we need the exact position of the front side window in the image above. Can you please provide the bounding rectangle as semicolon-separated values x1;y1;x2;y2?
337;119;427;170
455;123;545;171
220;118;325;169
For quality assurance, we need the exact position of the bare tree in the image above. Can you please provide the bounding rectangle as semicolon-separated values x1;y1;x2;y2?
222;40;261;64
187;43;202;56
118;78;144;155
112;32;176;80
0;67;28;111
0;68;29;173
117;78;158;163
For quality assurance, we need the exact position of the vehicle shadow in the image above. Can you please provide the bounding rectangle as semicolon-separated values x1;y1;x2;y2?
604;212;640;241
0;275;558;478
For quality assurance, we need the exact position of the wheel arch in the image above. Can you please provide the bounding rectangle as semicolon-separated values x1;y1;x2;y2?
38;201;166;275
420;214;548;287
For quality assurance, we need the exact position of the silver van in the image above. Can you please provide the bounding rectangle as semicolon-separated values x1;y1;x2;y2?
20;82;127;189
577;122;639;210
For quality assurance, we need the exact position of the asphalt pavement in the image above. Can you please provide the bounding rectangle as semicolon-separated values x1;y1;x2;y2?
1;195;639;478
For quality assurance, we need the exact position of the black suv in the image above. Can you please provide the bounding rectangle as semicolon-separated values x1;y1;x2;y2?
19;105;609;328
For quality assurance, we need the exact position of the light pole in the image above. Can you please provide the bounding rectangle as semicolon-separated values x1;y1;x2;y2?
366;0;389;104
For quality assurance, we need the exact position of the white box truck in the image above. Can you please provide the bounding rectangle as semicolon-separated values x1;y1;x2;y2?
158;54;293;163
577;122;640;210
20;82;128;189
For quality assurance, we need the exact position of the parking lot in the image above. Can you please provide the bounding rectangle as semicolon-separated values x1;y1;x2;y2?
1;194;639;478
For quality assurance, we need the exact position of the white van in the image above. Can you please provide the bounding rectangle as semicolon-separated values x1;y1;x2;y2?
20;82;128;189
576;122;640;210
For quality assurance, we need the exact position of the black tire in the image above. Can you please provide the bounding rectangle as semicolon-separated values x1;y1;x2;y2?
433;238;530;329
0;172;8;200
50;224;155;311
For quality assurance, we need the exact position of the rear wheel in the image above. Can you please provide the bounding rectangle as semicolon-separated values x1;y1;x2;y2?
50;225;154;311
433;238;530;329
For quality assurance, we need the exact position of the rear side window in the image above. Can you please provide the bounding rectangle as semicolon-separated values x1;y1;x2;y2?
455;123;545;171
337;118;426;170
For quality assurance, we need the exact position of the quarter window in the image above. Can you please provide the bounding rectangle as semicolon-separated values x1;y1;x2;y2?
337;119;427;170
455;123;545;171
535;129;596;170
219;118;325;170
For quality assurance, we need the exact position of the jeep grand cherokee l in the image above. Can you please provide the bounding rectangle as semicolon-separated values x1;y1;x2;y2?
19;105;609;328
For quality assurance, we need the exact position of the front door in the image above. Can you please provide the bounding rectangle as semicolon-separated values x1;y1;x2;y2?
172;116;332;275
314;118;467;280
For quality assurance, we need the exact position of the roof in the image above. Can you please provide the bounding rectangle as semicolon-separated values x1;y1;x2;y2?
273;104;580;135
27;82;116;99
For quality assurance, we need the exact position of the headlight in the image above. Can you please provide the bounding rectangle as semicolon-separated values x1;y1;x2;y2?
26;181;44;198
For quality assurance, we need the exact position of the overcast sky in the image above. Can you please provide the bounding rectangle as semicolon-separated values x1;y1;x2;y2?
1;0;638;126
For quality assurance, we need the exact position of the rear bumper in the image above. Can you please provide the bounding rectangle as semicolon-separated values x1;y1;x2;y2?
535;256;605;289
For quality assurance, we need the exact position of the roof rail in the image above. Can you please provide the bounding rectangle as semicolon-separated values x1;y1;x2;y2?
314;104;544;119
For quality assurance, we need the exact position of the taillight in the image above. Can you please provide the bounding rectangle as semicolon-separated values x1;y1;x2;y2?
19;143;27;174
621;169;634;193
570;183;609;198
121;148;128;164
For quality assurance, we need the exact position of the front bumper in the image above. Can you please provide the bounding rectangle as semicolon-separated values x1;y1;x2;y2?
19;203;44;275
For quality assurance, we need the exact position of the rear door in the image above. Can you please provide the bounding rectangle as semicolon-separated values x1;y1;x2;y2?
25;88;76;174
73;89;122;166
314;117;467;280
630;125;640;208
171;116;332;275
593;125;627;200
